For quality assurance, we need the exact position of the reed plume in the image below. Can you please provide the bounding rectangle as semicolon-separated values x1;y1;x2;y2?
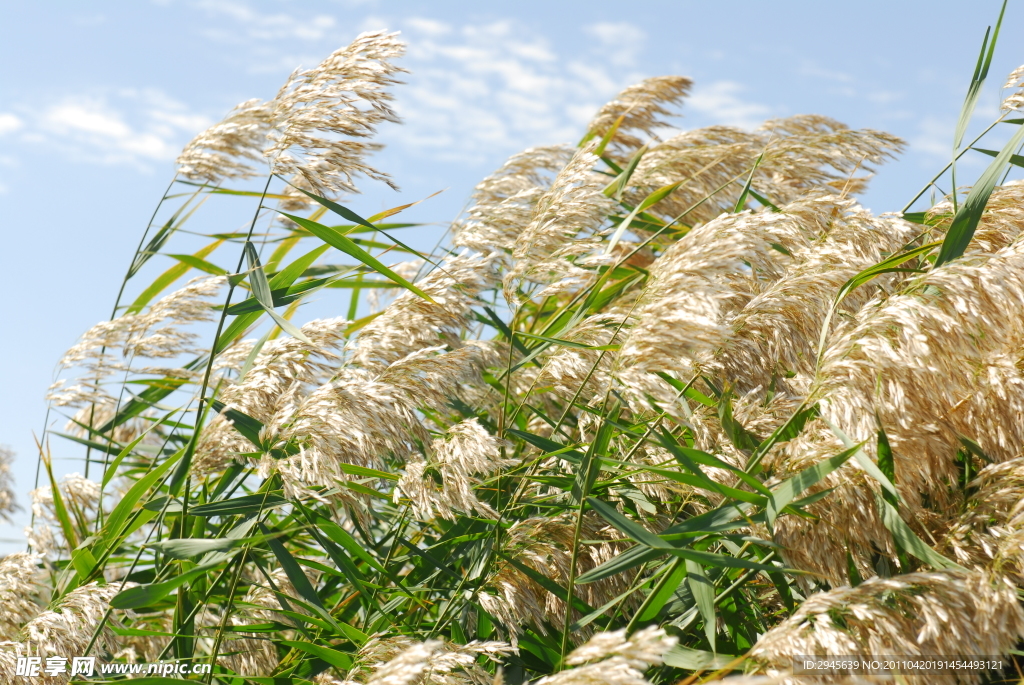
0;448;17;524
587;76;692;158
503;142;616;306
265;30;405;196
177;99;275;183
1002;64;1024;111
749;569;1024;685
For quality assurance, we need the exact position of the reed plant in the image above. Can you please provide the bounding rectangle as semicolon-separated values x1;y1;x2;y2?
6;8;1024;684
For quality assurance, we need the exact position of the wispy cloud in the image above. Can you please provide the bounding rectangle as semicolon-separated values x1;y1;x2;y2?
177;1;776;166
687;81;773;130
7;1;777;177
909;117;951;160
12;89;210;168
584;22;646;67
867;90;905;105
797;59;915;118
909;100;1006;166
373;18;653;164
192;0;351;74
196;0;339;42
0;114;23;136
181;2;703;165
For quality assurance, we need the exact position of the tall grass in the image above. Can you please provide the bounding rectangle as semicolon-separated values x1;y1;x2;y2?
6;10;1024;685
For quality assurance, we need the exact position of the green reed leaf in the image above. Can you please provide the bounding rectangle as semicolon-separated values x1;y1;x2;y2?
936;123;1024;267
279;212;434;303
127;240;223;314
244;242;312;344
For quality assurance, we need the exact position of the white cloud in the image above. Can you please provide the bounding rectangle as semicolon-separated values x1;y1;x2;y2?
0;113;23;136
195;0;337;42
175;2;678;164
584;22;646;67
909;99;1008;164
168;0;773;167
376;18;655;164
688;81;773;130
404;17;450;37
18;2;773;175
190;0;347;74
19;90;212;167
46;102;134;139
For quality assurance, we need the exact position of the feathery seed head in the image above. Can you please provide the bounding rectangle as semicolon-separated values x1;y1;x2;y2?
943;456;1024;581
24;524;57;560
479;514;633;644
352;255;497;371
177;99;275;183
31;473;101;521
816;237;1024;522
716;197;918;391
22;582;131;659
627;117;901;229
750;569;1024;685
471;145;576;206
1002;64;1024;112
453;145;576;260
368;260;425;313
0;447;17;524
50;276;224;409
564;627;677;668
586;76;692;158
193;317;350;477
532;628;675;685
503;142;615;307
265;31;406;196
269;342;498;501
396;418;514;521
618;201;820;375
356;637;512;685
0;553;46;641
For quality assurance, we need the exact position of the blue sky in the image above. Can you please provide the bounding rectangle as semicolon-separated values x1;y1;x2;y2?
0;0;1021;548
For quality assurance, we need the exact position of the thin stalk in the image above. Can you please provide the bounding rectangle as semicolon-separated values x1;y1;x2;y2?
205;548;249;681
85;406;192;575
159;481;290;664
43;175;178;488
496;308;521;439
503;291;649;512
110;176;182;319
951;150;960;214
560;486;593;665
183;173;275;498
154;555;246;661
168;173;273;662
598;559;660;631
369;505;411;608
559;389;615;665
1000;137;1024;185
902;116;1005;213
714;550;775;608
80;432;198;656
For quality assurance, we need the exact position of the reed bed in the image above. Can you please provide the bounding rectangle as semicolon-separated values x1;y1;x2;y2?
5;10;1024;684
